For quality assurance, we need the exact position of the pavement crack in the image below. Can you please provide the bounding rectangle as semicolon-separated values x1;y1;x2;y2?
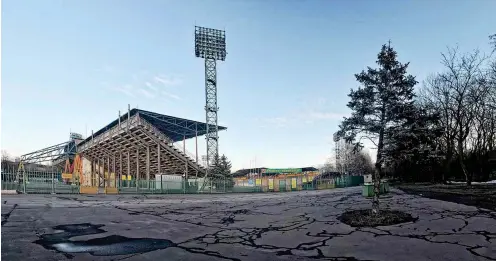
1;203;18;226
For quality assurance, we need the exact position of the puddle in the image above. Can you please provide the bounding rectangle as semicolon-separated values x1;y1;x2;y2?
34;223;175;256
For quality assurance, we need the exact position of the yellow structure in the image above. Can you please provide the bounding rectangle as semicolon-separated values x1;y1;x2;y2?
80;187;98;194
104;187;119;194
77;154;99;194
234;170;319;191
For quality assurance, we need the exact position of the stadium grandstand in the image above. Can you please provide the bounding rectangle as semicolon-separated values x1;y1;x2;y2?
5;107;226;194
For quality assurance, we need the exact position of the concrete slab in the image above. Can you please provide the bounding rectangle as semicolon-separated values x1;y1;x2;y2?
1;188;495;260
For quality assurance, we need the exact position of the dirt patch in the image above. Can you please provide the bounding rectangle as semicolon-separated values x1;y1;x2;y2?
338;209;417;227
397;184;496;211
232;209;249;215
221;215;235;224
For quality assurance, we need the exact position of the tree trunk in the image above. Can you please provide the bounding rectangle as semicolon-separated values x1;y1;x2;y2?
443;143;453;184
457;140;471;186
372;162;381;215
372;104;386;215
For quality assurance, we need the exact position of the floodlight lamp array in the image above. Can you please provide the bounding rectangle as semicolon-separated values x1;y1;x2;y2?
195;26;227;61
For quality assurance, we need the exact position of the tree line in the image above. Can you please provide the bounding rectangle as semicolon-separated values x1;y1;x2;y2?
338;35;496;188
337;35;495;213
417;43;496;184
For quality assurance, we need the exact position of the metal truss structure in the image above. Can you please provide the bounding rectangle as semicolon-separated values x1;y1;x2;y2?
20;140;76;165
136;109;226;142
194;26;227;174
77;108;226;187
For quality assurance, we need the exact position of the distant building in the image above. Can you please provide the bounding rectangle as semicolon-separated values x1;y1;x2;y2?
232;167;318;178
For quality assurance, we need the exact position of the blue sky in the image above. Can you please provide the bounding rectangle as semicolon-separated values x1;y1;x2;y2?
2;0;495;171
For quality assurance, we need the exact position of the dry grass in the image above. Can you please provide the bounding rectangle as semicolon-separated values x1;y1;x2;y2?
397;183;496;210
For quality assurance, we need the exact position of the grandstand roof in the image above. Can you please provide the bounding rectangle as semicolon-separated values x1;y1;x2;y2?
78;108;227;146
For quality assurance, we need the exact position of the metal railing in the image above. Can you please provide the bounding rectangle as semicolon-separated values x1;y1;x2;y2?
1;166;79;194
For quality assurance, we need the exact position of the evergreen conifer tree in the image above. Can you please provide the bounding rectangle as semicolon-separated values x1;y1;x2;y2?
338;42;417;214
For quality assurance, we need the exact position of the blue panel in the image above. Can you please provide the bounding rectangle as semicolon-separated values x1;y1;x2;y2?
77;109;227;147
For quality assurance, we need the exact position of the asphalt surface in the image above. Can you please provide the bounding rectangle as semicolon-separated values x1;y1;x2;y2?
1;188;495;261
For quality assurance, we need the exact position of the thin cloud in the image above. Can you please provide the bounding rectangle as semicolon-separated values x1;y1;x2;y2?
113;84;135;97
154;75;183;87
110;72;183;100
145;82;158;91
161;90;181;100
258;117;288;128
139;88;156;99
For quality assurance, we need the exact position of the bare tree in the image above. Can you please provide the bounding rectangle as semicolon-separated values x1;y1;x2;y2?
490;34;496;52
336;143;374;176
421;47;493;185
1;150;12;164
320;159;336;173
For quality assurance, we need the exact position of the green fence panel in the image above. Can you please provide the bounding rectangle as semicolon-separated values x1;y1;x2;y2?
351;176;364;186
279;180;286;192
2;166;366;195
26;170;54;194
1;170;19;191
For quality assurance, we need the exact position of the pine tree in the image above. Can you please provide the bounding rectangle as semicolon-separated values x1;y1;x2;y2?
384;104;444;181
220;155;232;177
209;154;223;179
208;154;233;189
337;42;418;214
220;155;234;188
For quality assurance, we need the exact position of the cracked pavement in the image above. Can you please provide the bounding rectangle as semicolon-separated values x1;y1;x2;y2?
1;187;495;261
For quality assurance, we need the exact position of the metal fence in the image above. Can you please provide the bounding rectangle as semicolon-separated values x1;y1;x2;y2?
1;166;80;194
1;166;364;194
231;175;364;193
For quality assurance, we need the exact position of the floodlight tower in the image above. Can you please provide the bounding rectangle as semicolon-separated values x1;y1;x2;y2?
333;132;340;168
194;26;227;173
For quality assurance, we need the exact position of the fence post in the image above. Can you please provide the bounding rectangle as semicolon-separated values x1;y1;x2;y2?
51;169;55;194
22;170;27;194
160;175;163;194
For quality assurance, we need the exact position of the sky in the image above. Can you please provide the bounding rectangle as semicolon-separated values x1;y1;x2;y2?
1;0;495;171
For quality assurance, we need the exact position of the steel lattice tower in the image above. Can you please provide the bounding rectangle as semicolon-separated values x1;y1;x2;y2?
333;132;341;170
194;26;227;175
